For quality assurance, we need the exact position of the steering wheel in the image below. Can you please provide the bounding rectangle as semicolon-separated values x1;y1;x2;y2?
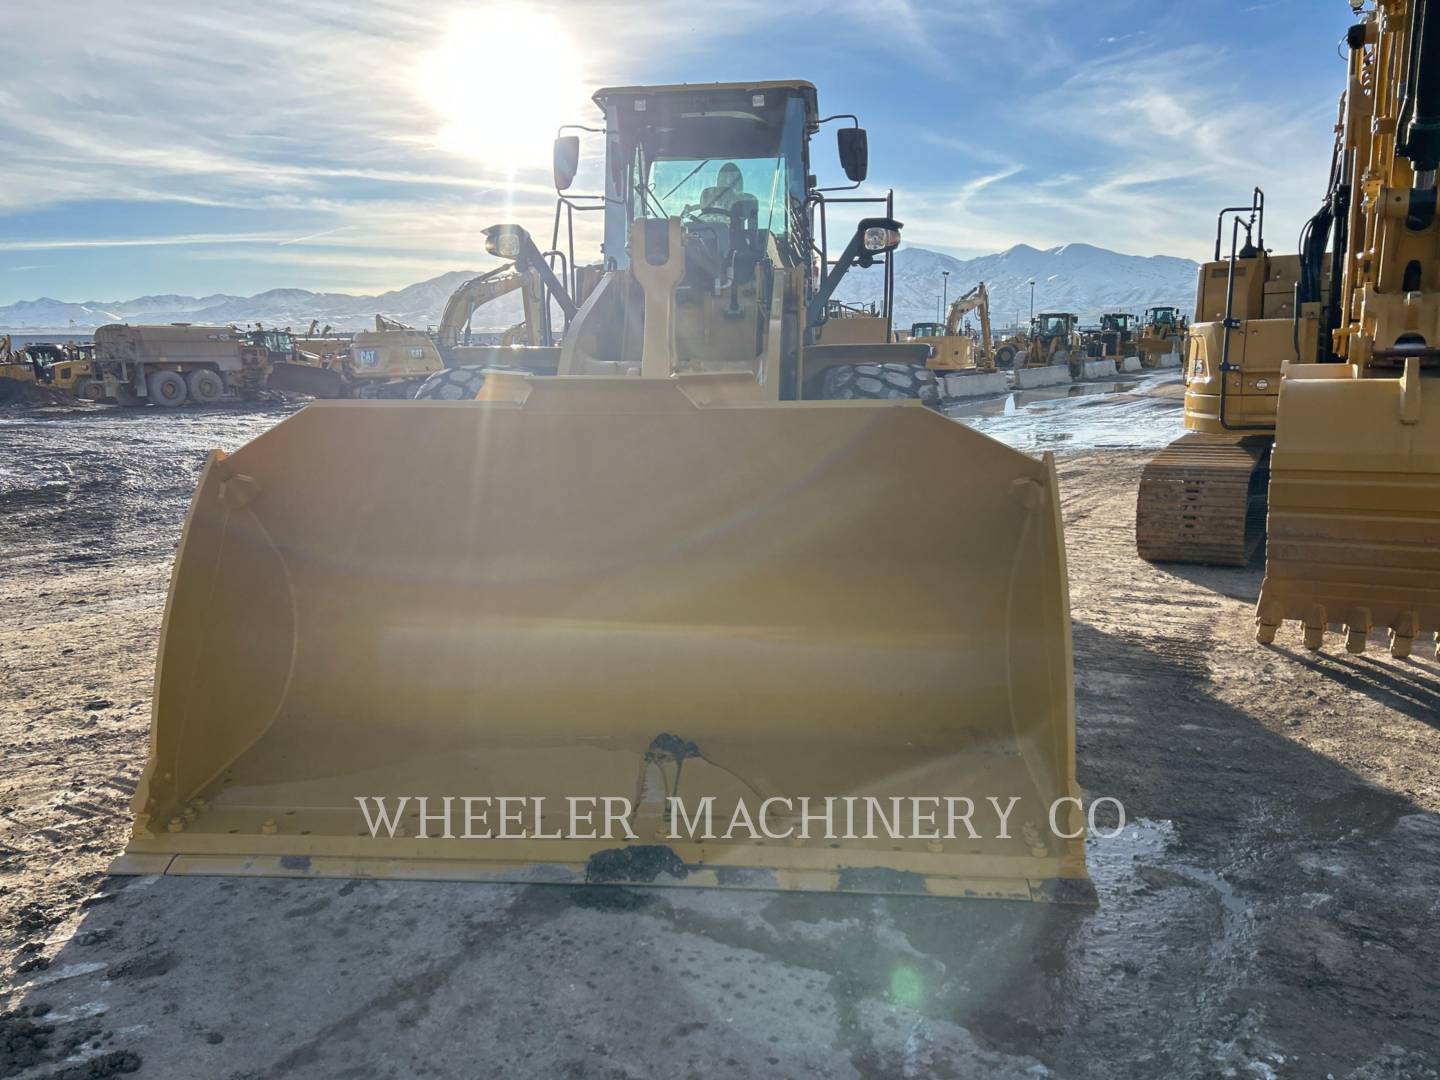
683;201;734;223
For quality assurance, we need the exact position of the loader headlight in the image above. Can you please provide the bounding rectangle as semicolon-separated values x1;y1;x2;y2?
483;224;528;261
863;226;901;252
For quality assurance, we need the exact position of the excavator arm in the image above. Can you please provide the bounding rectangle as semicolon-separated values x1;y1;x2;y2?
435;265;543;350
944;282;994;362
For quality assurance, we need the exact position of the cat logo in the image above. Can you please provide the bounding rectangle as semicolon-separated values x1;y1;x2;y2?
357;348;379;368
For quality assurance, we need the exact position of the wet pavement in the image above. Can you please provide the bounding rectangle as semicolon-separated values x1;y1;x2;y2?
945;369;1184;454
0;403;301;579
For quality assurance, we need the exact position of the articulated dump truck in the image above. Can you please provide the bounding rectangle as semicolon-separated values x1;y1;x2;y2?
1139;0;1440;657
117;81;1089;902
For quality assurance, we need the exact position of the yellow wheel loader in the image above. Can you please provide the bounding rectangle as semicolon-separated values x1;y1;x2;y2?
1133;306;1187;367
119;80;1088;902
1023;312;1086;375
0;337;84;401
1140;0;1440;657
1084;312;1141;372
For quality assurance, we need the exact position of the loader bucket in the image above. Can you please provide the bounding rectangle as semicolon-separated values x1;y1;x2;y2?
1257;360;1440;655
118;376;1088;901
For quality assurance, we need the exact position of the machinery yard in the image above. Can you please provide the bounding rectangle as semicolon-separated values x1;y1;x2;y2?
2;373;1437;1079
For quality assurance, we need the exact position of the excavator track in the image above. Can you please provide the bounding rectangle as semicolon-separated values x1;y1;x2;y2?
1136;434;1273;567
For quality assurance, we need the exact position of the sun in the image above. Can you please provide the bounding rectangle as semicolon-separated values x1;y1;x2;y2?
419;5;586;169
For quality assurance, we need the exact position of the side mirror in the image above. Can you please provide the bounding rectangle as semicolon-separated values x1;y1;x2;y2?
553;135;580;191
838;127;868;183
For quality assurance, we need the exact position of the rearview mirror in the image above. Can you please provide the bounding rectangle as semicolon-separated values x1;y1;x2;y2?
553;135;580;191
838;127;868;183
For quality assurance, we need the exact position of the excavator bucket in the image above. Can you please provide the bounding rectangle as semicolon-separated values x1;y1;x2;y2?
117;376;1088;901
1257;361;1440;655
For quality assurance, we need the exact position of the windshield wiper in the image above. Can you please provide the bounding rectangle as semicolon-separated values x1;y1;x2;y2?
663;159;711;201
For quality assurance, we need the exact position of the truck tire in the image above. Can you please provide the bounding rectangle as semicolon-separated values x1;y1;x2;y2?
819;362;940;409
414;367;487;401
995;345;1017;369
186;368;225;404
148;370;188;408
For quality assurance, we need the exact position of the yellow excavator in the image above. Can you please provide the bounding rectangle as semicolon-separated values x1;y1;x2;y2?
908;282;1008;398
911;282;994;371
1139;0;1440;657
268;263;553;399
118;80;1086;902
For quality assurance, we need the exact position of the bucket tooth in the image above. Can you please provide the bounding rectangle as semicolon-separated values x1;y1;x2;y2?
1389;612;1418;659
1344;609;1372;655
1303;605;1328;651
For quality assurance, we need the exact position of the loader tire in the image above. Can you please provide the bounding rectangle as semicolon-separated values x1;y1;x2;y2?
414;366;487;401
148;370;188;408
819;362;940;409
186;368;225;404
995;345;1017;369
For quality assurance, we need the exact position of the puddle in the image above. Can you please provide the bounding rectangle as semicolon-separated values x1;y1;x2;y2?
945;370;1185;453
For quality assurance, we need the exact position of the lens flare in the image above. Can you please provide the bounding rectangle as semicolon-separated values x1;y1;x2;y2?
419;5;586;168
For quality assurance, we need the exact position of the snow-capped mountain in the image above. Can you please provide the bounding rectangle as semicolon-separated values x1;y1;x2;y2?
0;244;1199;335
0;274;489;333
834;243;1199;331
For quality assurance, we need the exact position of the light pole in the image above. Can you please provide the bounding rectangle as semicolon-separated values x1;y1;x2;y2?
942;270;950;315
1028;279;1036;324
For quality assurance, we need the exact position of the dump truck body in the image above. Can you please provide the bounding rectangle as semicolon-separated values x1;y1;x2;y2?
91;323;265;406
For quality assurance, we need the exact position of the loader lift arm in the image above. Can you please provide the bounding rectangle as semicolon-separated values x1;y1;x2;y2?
805;217;902;336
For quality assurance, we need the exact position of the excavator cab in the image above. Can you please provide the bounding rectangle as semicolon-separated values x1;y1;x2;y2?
908;322;947;339
122;81;1087;902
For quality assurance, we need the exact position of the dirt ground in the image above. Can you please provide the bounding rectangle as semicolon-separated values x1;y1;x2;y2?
2;378;1438;1079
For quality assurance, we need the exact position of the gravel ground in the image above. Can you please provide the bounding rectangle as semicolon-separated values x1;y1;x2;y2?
1;381;1437;1079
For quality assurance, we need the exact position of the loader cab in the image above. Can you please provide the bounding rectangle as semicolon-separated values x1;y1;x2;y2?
1146;306;1180;331
1099;313;1135;334
1034;313;1077;340
591;82;816;277
247;329;298;362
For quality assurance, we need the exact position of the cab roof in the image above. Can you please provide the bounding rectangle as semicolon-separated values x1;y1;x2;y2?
593;81;819;121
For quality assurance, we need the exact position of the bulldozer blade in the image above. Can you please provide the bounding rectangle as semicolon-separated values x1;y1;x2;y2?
1257;362;1440;653
117;376;1089;901
266;361;348;399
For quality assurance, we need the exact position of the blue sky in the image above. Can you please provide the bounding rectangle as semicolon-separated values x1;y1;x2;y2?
0;0;1355;303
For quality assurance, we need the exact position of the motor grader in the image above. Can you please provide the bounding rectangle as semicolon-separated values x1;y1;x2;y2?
119;80;1087;902
1138;0;1440;658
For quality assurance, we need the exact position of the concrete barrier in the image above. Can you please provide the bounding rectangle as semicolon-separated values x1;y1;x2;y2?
1157;352;1182;368
1078;359;1118;380
1013;365;1071;389
941;371;1009;399
1119;356;1144;373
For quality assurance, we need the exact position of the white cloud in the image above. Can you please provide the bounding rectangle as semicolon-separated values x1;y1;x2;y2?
888;41;1337;261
